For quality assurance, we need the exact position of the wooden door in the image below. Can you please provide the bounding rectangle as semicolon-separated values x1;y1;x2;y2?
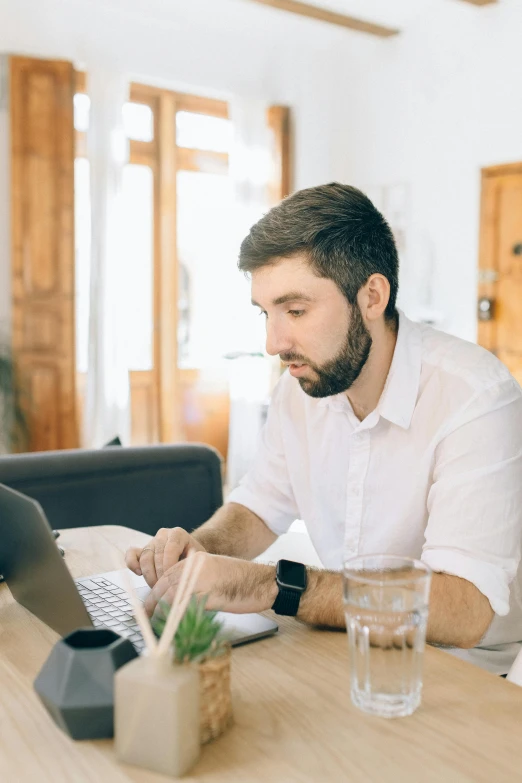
478;164;522;385
10;56;78;450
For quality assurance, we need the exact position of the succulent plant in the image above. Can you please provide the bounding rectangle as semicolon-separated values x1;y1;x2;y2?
152;595;229;664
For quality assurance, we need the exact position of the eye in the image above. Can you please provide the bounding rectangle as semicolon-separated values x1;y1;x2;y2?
258;310;267;318
288;310;304;318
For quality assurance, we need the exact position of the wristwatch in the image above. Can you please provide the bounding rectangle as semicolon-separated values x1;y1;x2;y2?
271;559;308;616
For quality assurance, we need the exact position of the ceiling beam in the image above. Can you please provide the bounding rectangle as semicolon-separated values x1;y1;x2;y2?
244;0;400;38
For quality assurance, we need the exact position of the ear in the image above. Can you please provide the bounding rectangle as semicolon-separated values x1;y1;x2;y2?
358;274;390;323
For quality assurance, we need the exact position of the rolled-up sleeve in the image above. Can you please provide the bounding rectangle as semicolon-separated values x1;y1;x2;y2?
422;380;522;617
227;378;299;536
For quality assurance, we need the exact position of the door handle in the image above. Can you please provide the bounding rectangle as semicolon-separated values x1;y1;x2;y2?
478;297;495;321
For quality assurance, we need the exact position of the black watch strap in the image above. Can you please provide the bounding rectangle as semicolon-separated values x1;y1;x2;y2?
272;560;307;616
272;586;302;616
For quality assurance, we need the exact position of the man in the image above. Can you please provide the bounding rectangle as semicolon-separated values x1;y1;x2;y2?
126;183;522;673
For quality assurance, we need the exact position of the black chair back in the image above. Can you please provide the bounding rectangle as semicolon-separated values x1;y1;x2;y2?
0;444;223;537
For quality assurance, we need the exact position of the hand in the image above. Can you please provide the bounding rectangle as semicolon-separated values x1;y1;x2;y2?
125;527;206;587
144;551;278;618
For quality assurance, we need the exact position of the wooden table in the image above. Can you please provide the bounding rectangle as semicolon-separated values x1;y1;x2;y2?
1;525;522;782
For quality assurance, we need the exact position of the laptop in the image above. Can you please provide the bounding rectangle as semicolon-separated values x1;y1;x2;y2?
0;483;278;653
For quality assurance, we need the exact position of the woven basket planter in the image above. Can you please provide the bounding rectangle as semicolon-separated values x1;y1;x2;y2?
198;648;233;744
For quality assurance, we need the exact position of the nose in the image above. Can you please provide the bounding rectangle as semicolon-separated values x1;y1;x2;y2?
265;317;293;357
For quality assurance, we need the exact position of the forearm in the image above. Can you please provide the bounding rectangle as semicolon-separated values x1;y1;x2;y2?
426;573;494;649
294;570;494;649
297;569;345;627
192;502;277;560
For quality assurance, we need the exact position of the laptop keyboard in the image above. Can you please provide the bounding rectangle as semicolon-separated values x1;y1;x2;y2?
75;576;146;653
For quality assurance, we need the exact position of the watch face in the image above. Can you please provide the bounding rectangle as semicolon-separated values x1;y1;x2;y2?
278;560;307;590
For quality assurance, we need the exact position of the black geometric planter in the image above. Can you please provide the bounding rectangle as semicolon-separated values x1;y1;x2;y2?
34;627;138;740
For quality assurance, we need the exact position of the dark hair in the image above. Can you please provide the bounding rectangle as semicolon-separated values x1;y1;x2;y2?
238;182;399;322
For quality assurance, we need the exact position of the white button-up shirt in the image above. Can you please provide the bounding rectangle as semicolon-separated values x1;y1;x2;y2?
228;312;522;673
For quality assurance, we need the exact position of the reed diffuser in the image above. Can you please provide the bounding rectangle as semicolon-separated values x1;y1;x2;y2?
153;595;233;743
114;553;205;777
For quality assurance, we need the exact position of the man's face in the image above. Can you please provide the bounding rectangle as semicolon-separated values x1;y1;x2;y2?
251;255;372;398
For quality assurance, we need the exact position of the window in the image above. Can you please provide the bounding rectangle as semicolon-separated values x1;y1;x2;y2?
123;102;154;142
74;93;154;142
121;164;154;369
176;111;232;153
74;90;155;375
74;75;290;447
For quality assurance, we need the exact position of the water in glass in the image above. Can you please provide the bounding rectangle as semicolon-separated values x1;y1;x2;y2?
343;555;431;718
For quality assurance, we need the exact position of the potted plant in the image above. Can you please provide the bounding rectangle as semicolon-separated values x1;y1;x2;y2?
152;595;233;744
0;336;28;453
114;558;233;776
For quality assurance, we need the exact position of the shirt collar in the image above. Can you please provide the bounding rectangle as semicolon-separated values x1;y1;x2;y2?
375;310;422;430
317;310;422;430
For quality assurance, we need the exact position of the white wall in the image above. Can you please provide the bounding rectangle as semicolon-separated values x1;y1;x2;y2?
330;0;522;341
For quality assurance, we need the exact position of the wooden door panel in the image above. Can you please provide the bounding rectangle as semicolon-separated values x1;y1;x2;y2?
25;157;59;292
478;165;522;377
477;178;498;351
267;105;291;205
129;370;158;445
16;305;63;353
29;365;61;451
25;71;58;146
11;56;78;451
179;369;229;460
20;361;64;451
496;179;522;353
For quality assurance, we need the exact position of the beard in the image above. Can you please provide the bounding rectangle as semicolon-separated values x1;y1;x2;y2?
280;303;372;398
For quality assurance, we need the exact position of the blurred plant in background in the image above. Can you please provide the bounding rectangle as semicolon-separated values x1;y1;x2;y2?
0;334;29;453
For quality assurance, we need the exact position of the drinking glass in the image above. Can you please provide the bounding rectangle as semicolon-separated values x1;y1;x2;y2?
343;555;432;718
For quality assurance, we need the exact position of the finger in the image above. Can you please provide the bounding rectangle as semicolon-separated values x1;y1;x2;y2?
138;528;170;587
144;574;171;617
151;587;176;625
145;561;185;618
162;529;186;571
139;547;158;588
153;529;169;582
163;528;193;571
124;547;142;575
